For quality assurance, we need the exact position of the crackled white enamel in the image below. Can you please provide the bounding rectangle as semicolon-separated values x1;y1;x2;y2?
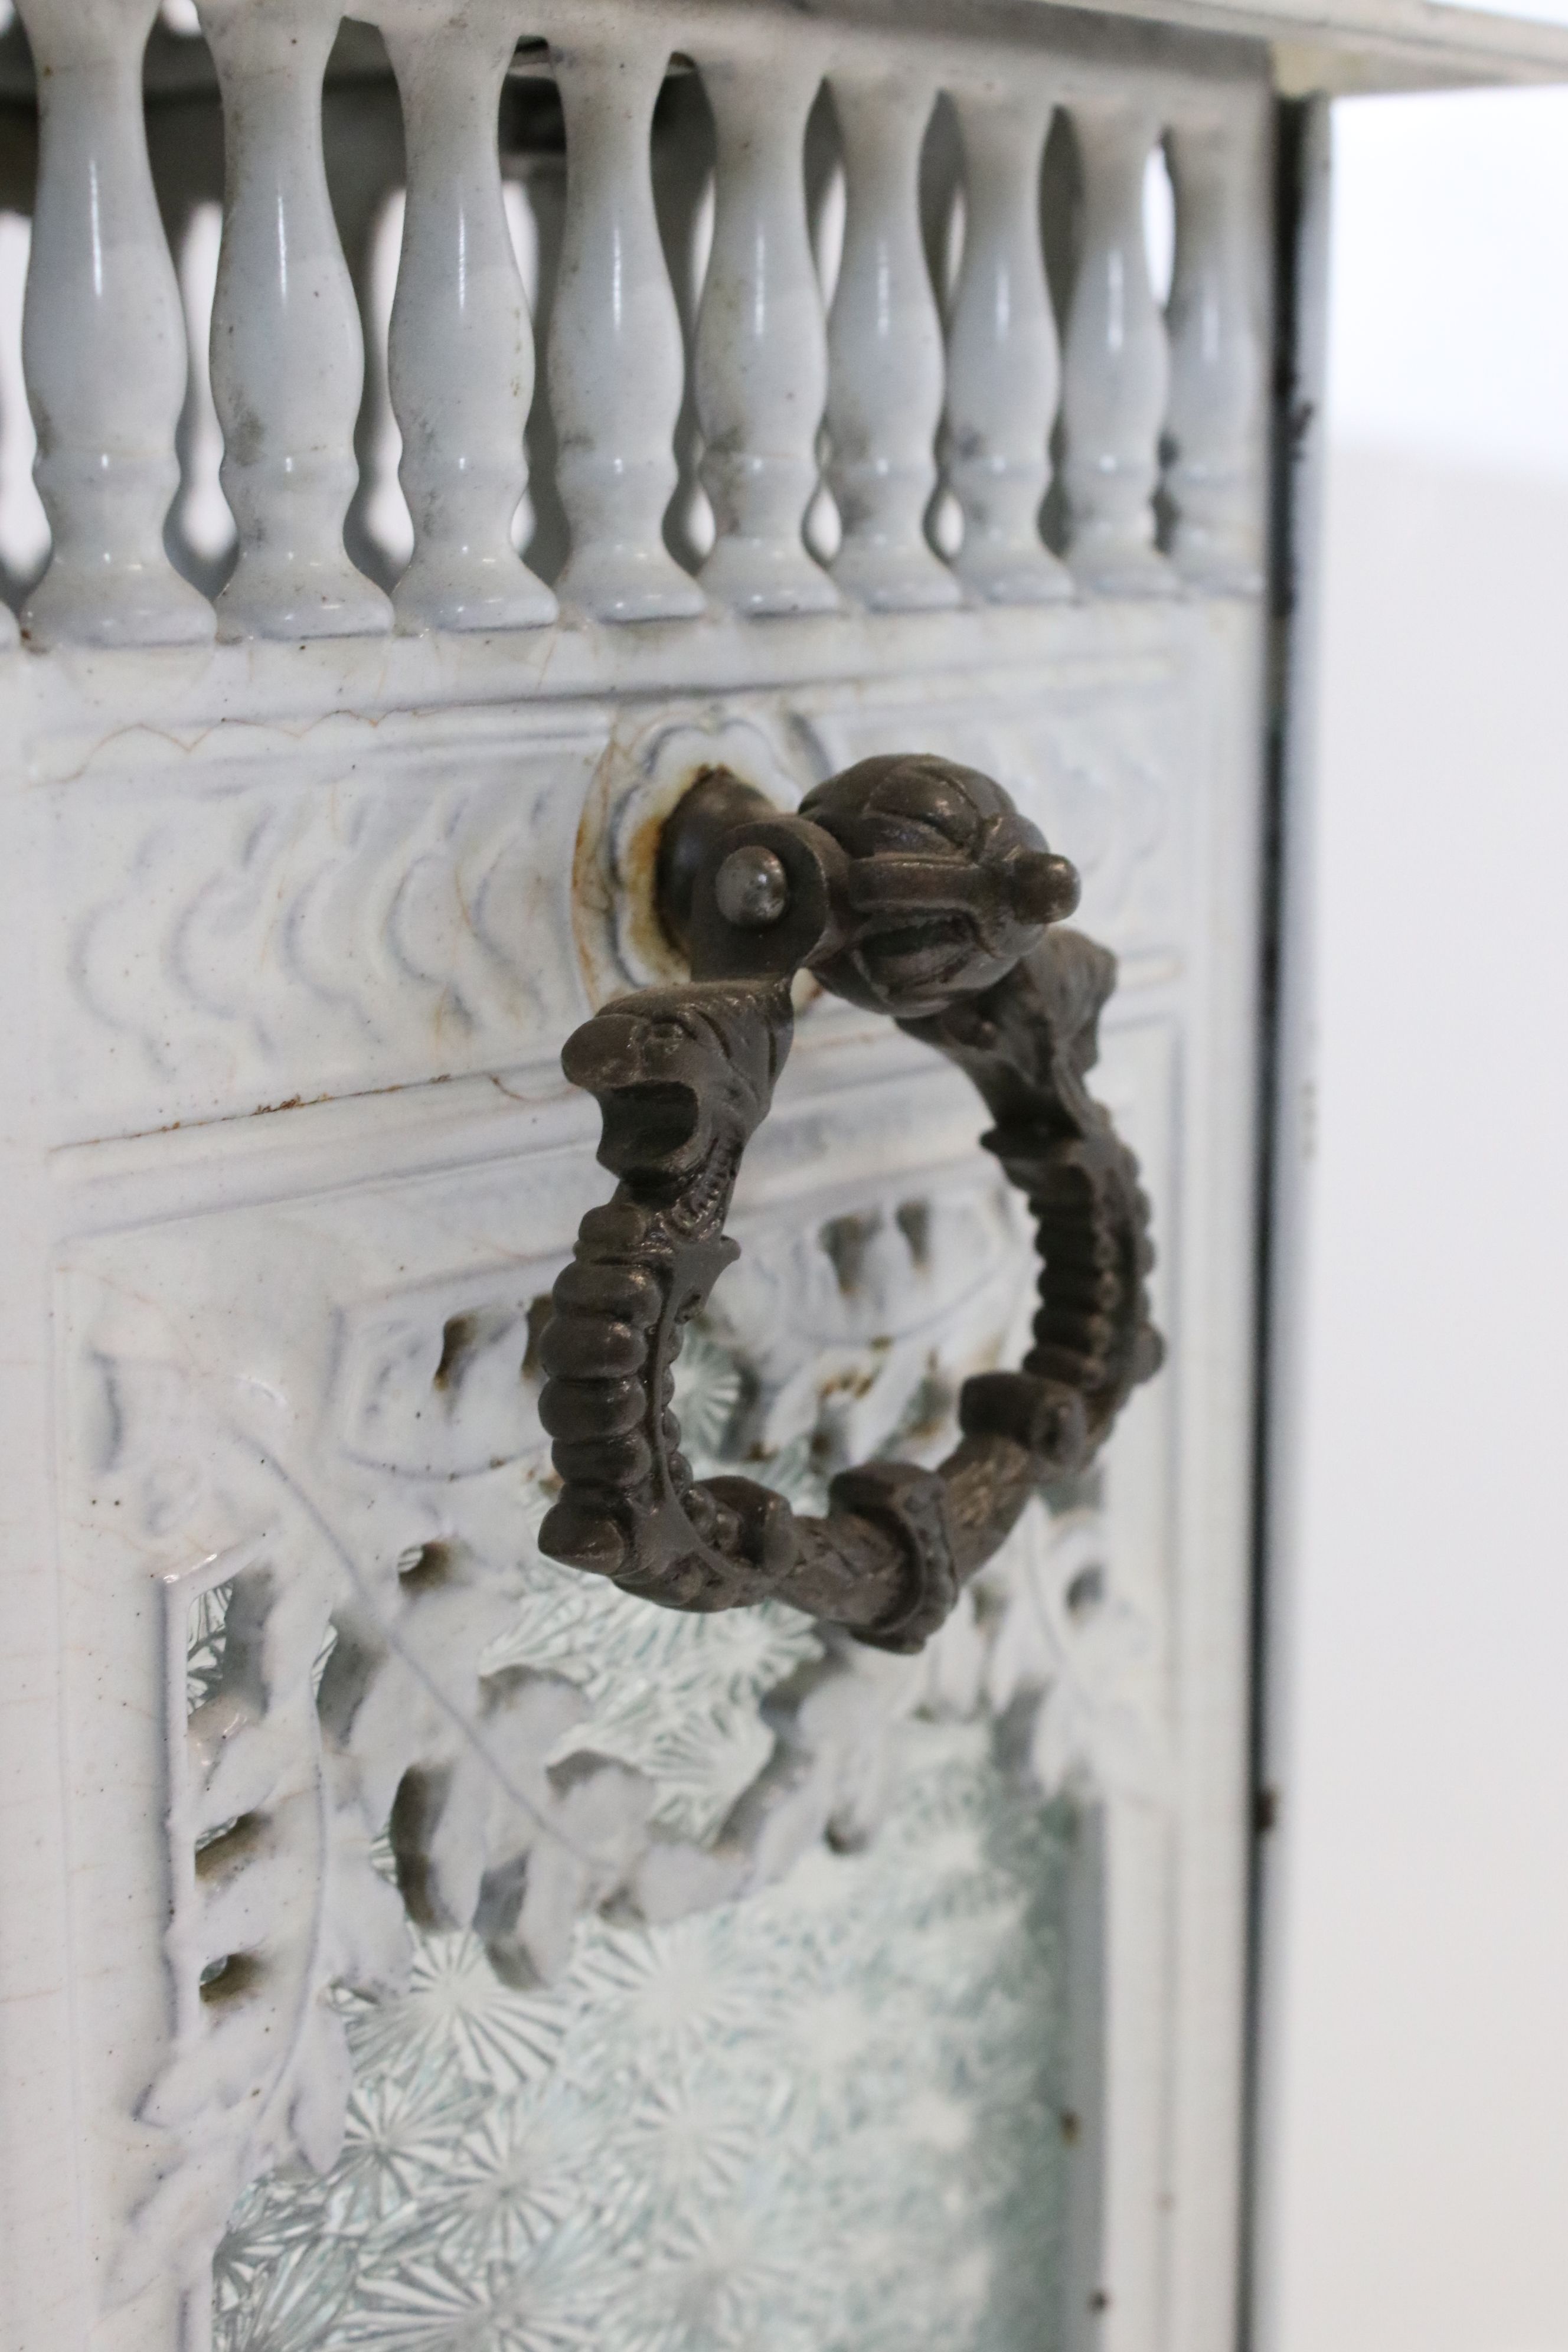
0;3;1299;2349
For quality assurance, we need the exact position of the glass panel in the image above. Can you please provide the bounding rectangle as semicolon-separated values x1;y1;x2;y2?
215;1721;1069;2352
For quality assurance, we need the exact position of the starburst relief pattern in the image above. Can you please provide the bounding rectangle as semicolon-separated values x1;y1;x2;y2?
215;1723;1072;2352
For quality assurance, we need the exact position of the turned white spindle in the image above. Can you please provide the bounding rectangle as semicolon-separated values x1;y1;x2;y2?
17;0;212;648
508;149;569;585
651;71;714;577
382;8;555;633
148;96;231;602
825;69;960;612
200;0;391;639
324;78;407;597
548;32;704;623
1165;116;1264;593
1061;103;1173;596
946;85;1071;605
695;52;836;617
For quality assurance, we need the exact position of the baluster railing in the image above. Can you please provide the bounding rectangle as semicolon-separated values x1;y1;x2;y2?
694;49;837;616
201;0;391;639
1165;115;1263;593
1060;102;1173;595
548;28;704;623
17;0;212;648
825;66;960;612
2;15;1260;654
382;4;556;633
946;83;1071;605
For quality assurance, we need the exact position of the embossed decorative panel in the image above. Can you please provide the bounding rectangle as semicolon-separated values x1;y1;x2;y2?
43;639;1216;2348
8;573;1259;2350
0;0;1325;2344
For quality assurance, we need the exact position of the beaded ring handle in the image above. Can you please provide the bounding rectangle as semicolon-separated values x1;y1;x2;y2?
537;756;1163;1654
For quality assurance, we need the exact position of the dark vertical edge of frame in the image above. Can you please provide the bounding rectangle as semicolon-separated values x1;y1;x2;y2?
1237;87;1330;2352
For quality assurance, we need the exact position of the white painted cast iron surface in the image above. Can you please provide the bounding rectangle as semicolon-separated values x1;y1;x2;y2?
2;608;1265;2352
0;6;1274;2348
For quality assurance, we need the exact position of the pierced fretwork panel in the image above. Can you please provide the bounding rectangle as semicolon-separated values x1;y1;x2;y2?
64;1023;1172;2349
202;1175;1115;2351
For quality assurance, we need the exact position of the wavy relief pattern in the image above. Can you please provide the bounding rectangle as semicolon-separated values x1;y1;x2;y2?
55;687;1180;1139
58;746;588;1130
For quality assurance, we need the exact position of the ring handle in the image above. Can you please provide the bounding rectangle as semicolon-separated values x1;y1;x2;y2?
539;755;1163;1653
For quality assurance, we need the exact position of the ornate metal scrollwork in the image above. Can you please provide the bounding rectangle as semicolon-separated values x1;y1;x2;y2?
539;754;1163;1652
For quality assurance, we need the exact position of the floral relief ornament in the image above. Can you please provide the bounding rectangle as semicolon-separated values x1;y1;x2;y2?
83;1129;1155;2307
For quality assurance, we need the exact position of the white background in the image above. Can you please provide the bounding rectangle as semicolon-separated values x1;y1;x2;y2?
1257;86;1568;2352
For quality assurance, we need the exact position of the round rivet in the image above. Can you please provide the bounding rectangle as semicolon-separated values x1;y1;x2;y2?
714;844;790;930
1008;850;1080;926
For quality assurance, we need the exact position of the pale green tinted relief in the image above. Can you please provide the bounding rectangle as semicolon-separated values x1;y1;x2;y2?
215;1721;1069;2351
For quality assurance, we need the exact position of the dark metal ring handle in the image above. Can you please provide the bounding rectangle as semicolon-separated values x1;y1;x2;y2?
538;755;1164;1654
